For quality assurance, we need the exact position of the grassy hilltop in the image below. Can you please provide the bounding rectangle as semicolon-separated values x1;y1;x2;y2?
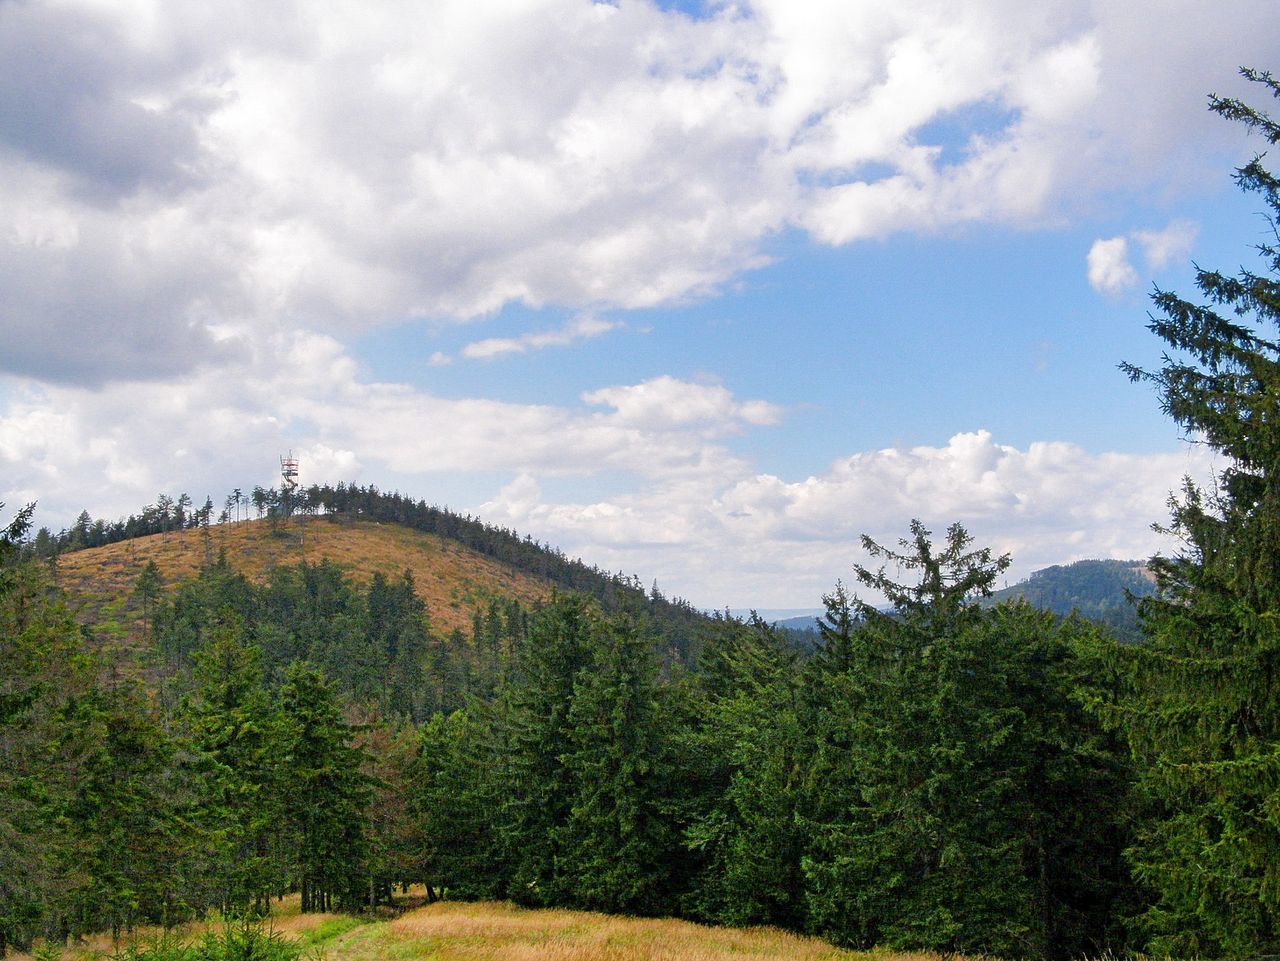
54;516;554;640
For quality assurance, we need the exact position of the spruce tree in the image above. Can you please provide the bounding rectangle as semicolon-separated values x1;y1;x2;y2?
494;594;595;904
1118;68;1280;958
557;612;677;914
184;623;284;915
277;663;370;913
684;615;807;928
803;522;1128;958
0;507;85;954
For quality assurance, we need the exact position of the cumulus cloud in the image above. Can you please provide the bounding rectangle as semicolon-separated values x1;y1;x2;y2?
484;429;1214;607
1133;219;1198;270
459;314;624;361
3;0;1275;383
0;336;775;527
0;329;1210;607
1087;218;1200;295
1087;236;1138;295
582;375;782;432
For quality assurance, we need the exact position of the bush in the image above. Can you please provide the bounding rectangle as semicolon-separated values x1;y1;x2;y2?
113;921;311;961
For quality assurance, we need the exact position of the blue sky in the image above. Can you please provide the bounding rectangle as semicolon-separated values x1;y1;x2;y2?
2;0;1278;608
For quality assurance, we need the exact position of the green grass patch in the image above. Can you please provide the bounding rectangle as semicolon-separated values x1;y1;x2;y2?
290;918;366;948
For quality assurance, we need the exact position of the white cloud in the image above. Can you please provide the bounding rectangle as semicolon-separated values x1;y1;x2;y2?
1088;218;1201;295
486;429;1213;607
0;337;775;527
1087;236;1138;295
582;375;782;432
459;314;624;361
1134;219;1198;270
1;330;1210;608
2;0;1275;383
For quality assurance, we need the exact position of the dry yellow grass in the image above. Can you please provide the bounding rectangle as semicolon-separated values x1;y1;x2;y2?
9;894;347;961
323;901;943;961
55;518;554;638
11;896;969;961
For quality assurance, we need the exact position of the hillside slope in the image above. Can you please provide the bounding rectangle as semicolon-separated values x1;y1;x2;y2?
986;558;1155;638
55;516;555;639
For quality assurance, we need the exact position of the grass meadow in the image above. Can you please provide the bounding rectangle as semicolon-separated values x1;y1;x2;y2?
9;894;957;961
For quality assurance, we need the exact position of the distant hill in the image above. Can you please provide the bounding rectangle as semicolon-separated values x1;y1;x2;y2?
987;558;1155;638
54;516;555;641
45;482;714;659
760;560;1157;643
773;613;822;632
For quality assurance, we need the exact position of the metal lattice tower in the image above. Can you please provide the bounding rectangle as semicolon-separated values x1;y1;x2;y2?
280;452;299;493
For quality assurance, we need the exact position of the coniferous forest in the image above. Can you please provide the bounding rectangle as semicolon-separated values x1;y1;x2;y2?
4;70;1280;961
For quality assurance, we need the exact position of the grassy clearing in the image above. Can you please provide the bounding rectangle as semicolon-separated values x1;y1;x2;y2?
12;896;354;961
12;898;958;961
322;901;941;961
54;519;554;637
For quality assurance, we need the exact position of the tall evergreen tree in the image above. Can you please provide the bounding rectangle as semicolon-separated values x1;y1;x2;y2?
1117;68;1280;959
63;672;184;938
277;663;371;913
0;506;85;954
494;594;595;905
685;615;807;928
557;612;678;914
804;522;1128;958
184;622;283;915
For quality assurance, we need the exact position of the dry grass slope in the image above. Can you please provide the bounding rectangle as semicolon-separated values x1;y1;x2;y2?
54;518;555;638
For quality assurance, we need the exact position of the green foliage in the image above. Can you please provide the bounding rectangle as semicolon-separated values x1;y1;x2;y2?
276;663;372;912
803;523;1130;959
413;708;507;900
987;559;1154;639
684;615;807;928
557;612;678;914
0;544;89;953
495;594;596;904
111;920;312;961
185;624;286;915
1116;67;1280;959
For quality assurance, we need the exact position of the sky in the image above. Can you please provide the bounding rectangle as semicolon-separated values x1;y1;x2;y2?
2;0;1279;612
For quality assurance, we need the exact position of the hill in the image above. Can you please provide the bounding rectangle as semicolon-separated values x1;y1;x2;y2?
38;482;712;656
763;560;1158;641
54;516;554;640
986;558;1155;638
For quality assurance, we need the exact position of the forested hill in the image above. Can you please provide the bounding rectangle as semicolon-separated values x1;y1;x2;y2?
985;558;1155;638
36;481;711;651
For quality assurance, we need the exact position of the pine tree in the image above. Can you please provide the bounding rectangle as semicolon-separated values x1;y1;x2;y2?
0;506;86;954
277;663;370;913
557;612;677;914
494;594;595;904
803;522;1128;958
184;623;284;915
1117;68;1280;959
63;672;184;938
684;615;807;927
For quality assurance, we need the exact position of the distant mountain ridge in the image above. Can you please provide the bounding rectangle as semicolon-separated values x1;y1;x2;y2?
768;559;1156;640
986;558;1155;638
